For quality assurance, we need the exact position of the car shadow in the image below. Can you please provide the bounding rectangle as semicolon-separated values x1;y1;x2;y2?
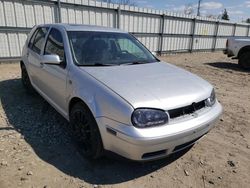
205;62;250;72
0;78;191;185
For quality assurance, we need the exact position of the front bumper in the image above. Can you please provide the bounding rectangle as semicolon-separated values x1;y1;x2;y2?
96;102;223;161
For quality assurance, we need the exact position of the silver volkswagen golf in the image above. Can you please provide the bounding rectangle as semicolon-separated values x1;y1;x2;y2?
21;24;222;161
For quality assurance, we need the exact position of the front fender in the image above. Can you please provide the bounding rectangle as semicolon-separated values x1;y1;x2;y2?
68;67;134;125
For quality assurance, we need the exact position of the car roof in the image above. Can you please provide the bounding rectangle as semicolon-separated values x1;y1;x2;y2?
38;23;127;33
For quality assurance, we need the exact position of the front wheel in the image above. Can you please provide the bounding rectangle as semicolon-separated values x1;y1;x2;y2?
239;52;250;70
69;102;103;159
21;64;36;94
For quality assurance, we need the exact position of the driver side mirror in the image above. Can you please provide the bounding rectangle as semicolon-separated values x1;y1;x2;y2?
41;54;62;65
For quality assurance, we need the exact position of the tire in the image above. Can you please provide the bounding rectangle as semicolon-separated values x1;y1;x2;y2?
239;52;250;70
69;102;103;159
21;64;36;94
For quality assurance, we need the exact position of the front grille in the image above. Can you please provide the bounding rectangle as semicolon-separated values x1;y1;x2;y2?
168;100;206;119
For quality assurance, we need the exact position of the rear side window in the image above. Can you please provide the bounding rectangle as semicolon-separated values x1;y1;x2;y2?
29;27;48;54
44;28;65;61
28;29;39;49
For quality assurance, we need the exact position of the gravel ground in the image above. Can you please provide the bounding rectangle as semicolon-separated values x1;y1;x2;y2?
0;52;250;188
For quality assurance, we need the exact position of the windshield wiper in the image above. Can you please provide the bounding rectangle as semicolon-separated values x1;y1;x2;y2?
121;61;153;65
78;63;118;66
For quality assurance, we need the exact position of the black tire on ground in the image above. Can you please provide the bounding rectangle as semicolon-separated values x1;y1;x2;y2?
239;52;250;70
69;102;103;159
21;64;36;94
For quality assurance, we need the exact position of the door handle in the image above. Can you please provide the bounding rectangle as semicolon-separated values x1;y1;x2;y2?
40;62;44;68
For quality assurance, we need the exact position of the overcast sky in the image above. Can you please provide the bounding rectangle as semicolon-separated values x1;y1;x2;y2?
135;0;250;22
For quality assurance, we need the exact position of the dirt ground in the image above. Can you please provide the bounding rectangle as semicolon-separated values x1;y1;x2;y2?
0;52;249;188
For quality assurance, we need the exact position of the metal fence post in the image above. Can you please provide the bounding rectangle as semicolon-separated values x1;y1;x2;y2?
57;0;62;23
212;21;219;51
232;23;237;36
158;14;165;56
117;5;121;29
189;18;196;53
247;25;250;37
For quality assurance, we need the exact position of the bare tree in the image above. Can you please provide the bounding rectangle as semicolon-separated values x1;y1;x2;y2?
221;9;229;20
184;3;194;15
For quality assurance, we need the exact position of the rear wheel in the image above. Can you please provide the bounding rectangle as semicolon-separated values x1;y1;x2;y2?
21;64;36;94
239;52;250;70
69;102;103;159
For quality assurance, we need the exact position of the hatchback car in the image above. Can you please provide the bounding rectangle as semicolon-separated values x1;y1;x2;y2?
21;24;222;161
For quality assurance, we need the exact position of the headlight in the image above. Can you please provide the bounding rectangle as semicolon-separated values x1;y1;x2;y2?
131;108;168;128
205;89;216;107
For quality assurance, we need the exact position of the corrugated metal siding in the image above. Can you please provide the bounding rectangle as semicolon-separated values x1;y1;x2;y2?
164;19;192;34
61;6;115;27
0;32;28;57
0;0;249;59
218;24;234;36
216;38;227;49
162;37;191;51
0;33;10;57
0;0;56;27
195;22;215;35
120;13;160;33
137;36;159;52
235;26;248;36
193;37;213;50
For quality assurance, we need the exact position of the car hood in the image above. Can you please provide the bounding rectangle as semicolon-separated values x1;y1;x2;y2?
81;62;213;110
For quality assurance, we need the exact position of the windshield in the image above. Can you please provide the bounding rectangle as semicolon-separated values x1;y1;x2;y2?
67;31;157;66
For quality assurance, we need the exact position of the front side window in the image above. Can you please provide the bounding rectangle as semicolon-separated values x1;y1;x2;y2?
44;28;65;61
68;31;157;66
30;27;48;54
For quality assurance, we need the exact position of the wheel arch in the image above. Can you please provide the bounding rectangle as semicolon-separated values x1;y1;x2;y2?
68;96;104;158
68;97;96;119
238;45;250;58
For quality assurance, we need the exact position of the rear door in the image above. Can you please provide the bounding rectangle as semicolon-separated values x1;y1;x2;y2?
27;27;49;88
37;28;68;114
